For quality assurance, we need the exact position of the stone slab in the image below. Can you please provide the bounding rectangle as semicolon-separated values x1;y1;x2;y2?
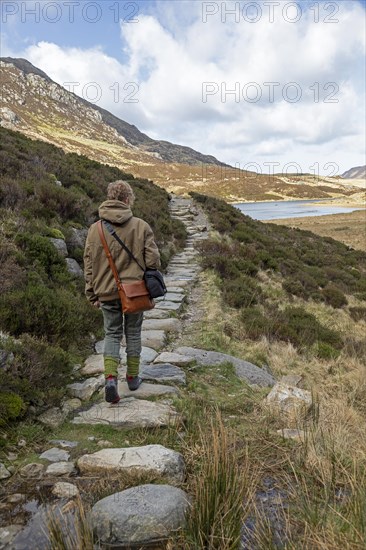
155;293;185;303
155;301;182;311
117;382;178;399
174;347;276;387
67;375;104;400
142;318;181;332
39;448;70;463
120;346;158;365
141;330;166;350
154;352;195;367
141;364;186;385
78;445;185;483
72;398;179;428
143;309;171;319
82;354;103;376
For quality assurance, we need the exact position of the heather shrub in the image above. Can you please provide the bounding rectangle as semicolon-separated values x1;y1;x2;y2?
222;277;262;309
0;335;73;410
0;392;26;427
322;284;348;308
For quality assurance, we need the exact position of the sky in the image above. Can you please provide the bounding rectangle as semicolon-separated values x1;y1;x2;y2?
1;0;366;175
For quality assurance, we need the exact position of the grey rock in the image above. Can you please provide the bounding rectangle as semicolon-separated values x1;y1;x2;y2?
281;374;303;387
0;462;11;479
122;345;159;365
92;484;190;546
38;407;66;428
67;375;104;400
61;398;82;414
39;447;70;462
78;445;185;482
81;354;104;376
141;364;186;385
0;107;20;126
155;301;183;311
141;330;166;350
143;309;171;319
9;501;75;550
0;525;23;549
156;292;185;303
49;238;68;257
72;397;179;428
154;352;195;367
19;463;45;479
266;383;312;423
49;440;79;449
142;318;181;332
65;258;83;277
52;482;79;499
117;381;178;399
175;347;276;387
46;461;76;476
67;227;88;249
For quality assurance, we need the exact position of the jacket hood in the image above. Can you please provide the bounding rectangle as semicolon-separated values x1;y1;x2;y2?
98;200;133;224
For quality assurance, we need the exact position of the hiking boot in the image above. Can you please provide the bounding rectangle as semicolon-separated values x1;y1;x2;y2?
105;375;120;404
126;375;142;391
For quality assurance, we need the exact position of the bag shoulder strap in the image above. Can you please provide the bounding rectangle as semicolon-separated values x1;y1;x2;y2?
102;219;145;273
97;220;123;290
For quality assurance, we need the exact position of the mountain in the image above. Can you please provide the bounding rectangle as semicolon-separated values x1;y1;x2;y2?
0;57;364;203
341;166;366;179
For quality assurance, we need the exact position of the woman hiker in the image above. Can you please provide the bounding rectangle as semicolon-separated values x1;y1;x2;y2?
83;180;161;404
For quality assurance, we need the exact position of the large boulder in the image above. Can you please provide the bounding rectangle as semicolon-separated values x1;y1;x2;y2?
78;444;185;483
92;484;190;547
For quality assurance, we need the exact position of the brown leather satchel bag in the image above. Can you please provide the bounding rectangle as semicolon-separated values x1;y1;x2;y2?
97;221;155;314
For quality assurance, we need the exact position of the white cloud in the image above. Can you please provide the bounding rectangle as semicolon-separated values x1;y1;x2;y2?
1;0;365;174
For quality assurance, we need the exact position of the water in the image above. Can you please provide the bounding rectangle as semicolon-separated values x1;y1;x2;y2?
235;199;364;221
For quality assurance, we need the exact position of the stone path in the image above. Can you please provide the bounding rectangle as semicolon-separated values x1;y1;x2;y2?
5;196;278;549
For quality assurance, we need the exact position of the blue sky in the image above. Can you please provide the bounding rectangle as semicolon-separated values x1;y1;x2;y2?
1;1;366;173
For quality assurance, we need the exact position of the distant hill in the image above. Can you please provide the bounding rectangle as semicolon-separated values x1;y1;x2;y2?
0;57;364;203
341;166;366;179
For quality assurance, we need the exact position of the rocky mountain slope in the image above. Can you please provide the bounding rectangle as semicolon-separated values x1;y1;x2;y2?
1;57;363;203
341;165;366;179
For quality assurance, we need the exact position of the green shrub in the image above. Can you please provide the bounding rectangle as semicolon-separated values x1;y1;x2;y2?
0;392;25;426
314;342;341;360
222;277;262;308
0;335;73;410
240;307;271;339
322;284;348;308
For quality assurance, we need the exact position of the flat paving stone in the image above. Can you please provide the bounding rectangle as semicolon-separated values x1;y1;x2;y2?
155;301;182;311
154;352;195;367
165;286;187;293
82;354;103;376
39;448;70;462
141;364;186;385
117;382;178;399
142;318;181;332
143;309;171;319
141;330;166;350
78;445;185;483
72;398;179;427
155;292;185;303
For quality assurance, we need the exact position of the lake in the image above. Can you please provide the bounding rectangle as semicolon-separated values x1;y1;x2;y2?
234;199;365;221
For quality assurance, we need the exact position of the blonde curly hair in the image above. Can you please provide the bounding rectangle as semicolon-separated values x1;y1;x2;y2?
107;180;135;206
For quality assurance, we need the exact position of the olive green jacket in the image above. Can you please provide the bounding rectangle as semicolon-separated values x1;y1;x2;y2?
84;200;161;303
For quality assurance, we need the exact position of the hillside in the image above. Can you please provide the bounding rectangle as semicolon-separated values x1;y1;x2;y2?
1;57;362;203
342;165;366;179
